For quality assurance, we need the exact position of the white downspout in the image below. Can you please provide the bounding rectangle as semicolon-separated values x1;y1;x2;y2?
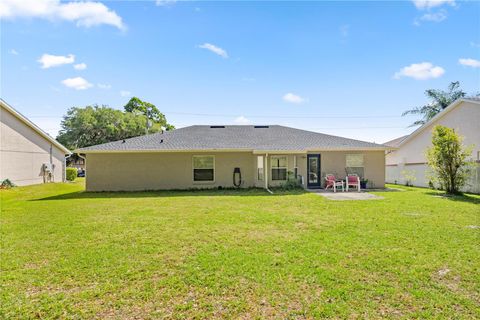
77;153;86;164
264;153;273;194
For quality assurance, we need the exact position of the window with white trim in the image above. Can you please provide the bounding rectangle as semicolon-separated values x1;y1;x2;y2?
257;156;264;181
193;156;214;182
346;154;364;178
271;156;287;181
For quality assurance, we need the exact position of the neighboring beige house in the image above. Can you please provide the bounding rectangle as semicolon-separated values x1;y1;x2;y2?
76;125;391;192
385;98;480;193
0;99;71;186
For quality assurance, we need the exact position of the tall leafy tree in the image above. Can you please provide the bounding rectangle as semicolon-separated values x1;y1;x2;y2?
426;125;473;194
402;81;466;127
124;97;174;131
57;105;164;150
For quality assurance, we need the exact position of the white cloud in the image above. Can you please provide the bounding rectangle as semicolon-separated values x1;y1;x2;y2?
73;63;87;70
412;0;455;9
459;58;480;68
198;43;228;58
0;0;125;30
120;90;131;97
283;93;306;104
394;62;445;80
10;49;18;55
98;83;111;89
38;53;75;69
470;41;480;48
418;10;447;22
234;116;251;124
61;77;93;90
156;0;177;6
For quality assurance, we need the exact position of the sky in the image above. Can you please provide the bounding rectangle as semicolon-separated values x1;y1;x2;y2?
1;0;479;143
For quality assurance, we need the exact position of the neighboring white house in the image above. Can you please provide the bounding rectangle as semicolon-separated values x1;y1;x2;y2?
385;98;480;194
0;99;71;186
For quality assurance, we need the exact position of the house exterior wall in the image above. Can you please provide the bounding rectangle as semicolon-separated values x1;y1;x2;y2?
386;101;480;193
85;150;386;191
85;152;256;191
270;151;385;188
315;151;385;188
0;106;66;186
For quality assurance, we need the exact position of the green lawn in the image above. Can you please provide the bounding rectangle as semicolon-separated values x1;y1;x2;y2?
1;180;479;319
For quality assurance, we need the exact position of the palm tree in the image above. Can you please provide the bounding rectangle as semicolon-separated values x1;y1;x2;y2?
402;81;466;127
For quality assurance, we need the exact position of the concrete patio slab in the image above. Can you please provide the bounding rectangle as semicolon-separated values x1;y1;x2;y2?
309;190;384;201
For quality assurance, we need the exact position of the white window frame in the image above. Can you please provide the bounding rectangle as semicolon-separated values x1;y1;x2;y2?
271;155;288;181
192;155;215;182
346;154;364;177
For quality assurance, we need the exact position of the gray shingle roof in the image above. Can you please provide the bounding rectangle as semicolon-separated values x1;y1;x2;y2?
383;135;409;147
76;125;390;153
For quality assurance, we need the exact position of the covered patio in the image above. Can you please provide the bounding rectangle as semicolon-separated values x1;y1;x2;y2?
254;150;386;190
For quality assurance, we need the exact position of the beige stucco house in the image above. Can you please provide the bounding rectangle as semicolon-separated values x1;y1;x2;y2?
0;99;71;186
385;98;480;193
76;125;391;192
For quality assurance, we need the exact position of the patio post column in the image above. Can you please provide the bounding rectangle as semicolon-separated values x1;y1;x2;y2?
264;153;268;190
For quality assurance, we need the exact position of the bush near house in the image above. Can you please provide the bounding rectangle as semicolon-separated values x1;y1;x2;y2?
0;179;15;189
427;125;474;194
66;167;77;181
280;170;303;190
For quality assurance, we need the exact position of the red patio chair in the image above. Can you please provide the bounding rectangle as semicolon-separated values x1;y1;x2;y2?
325;174;344;192
346;174;361;192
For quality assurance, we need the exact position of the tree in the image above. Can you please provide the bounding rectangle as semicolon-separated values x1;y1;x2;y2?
403;82;466;127
426;125;473;194
124;97;174;131
57;105;164;150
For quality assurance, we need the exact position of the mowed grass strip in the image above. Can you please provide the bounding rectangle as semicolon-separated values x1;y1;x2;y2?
1;179;479;319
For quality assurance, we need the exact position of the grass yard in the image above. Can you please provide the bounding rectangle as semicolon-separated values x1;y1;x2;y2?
1;180;479;319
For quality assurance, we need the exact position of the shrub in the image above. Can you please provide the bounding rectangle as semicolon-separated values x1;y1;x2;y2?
427;125;474;194
66;167;78;181
281;171;303;190
401;169;416;187
0;179;16;189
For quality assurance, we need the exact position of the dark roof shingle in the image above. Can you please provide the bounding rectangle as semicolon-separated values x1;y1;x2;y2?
76;125;390;152
383;135;409;147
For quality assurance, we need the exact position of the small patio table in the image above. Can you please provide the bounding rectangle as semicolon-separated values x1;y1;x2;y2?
335;179;345;192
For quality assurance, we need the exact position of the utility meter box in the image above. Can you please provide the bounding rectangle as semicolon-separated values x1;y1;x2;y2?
43;163;53;172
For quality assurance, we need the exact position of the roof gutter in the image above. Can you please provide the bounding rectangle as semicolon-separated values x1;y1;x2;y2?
76;147;394;154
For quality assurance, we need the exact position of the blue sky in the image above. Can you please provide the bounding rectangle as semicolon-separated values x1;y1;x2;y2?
1;0;479;143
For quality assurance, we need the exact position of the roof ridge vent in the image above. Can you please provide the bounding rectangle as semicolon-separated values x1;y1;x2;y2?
210;125;225;128
254;125;269;128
